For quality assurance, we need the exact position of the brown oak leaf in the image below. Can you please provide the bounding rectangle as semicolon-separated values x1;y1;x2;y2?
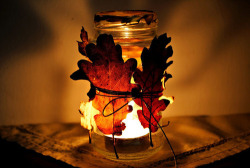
133;33;173;132
71;30;138;135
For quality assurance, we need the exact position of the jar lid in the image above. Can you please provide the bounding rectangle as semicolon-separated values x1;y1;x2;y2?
94;10;158;29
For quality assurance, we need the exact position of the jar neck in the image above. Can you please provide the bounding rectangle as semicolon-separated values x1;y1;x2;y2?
94;27;157;47
94;10;158;47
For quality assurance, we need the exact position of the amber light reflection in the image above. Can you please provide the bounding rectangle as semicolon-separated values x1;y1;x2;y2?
80;96;174;139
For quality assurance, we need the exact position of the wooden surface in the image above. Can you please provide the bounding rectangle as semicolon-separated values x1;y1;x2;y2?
0;114;249;168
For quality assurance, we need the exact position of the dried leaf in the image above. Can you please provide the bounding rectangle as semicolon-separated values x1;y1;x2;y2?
133;33;173;132
78;27;89;56
137;98;170;132
71;31;138;135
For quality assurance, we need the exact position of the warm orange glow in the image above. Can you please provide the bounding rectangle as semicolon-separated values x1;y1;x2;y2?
80;101;99;132
159;96;174;104
109;44;143;69
107;101;149;139
123;27;130;38
122;46;143;69
130;76;136;84
161;76;166;89
80;100;150;139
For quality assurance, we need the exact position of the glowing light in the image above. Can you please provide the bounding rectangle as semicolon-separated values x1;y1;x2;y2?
80;101;99;132
159;95;174;104
123;27;130;38
161;76;166;89
80;100;149;139
130;76;136;84
80;95;173;139
117;101;149;138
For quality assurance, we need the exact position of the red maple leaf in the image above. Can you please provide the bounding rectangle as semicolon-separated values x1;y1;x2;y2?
71;28;138;135
133;33;173;132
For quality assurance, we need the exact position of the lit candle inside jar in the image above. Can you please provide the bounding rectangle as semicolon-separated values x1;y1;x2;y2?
104;101;150;153
81;101;151;155
80;96;172;159
80;101;157;160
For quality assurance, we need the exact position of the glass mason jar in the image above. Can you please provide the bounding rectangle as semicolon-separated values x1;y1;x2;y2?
85;10;164;161
94;10;158;69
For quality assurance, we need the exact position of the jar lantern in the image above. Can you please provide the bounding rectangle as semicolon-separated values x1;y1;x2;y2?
71;10;174;161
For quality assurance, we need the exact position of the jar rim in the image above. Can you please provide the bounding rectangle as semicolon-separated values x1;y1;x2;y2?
94;10;158;29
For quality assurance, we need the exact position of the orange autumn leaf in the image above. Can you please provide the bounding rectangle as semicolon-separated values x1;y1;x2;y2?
71;29;138;135
93;93;129;135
